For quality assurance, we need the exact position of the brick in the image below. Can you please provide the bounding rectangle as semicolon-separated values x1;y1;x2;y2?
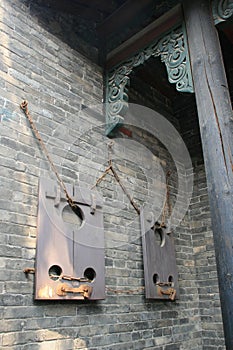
0;0;225;349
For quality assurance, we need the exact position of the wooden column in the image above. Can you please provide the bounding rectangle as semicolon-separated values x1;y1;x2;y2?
183;0;233;348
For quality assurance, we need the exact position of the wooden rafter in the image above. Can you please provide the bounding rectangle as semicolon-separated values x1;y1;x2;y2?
97;0;155;36
106;4;182;69
42;0;104;21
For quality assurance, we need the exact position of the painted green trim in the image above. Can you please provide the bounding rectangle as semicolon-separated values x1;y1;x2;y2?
105;0;233;135
105;25;193;135
212;0;233;25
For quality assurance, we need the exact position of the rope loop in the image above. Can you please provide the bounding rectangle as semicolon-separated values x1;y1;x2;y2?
93;141;140;215
20;100;29;112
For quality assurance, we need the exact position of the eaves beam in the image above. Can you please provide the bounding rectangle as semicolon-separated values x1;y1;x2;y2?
106;4;183;69
97;0;155;38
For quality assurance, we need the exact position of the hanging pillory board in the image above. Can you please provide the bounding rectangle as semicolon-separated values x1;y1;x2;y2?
140;208;179;300
35;177;105;300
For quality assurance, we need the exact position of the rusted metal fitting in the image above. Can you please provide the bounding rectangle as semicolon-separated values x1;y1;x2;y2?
23;267;35;274
56;283;93;299
158;286;176;301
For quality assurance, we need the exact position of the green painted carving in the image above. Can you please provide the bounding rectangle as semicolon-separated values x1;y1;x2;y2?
105;25;194;135
212;0;233;24
105;69;130;135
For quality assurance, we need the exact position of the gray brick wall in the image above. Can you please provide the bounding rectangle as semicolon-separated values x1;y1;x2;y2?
191;165;225;350
0;1;225;350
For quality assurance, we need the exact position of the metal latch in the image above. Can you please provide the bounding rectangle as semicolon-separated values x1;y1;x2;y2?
158;286;176;301
56;283;93;299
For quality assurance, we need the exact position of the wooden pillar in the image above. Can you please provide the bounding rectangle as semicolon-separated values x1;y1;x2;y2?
183;1;233;348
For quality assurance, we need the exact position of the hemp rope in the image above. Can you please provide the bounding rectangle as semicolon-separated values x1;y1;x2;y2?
20;100;76;209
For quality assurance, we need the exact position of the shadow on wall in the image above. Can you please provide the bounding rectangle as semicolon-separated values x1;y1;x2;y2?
18;0;98;62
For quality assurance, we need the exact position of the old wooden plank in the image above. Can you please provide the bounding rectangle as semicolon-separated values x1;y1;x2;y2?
42;0;103;21
97;0;154;36
183;1;233;348
106;4;182;69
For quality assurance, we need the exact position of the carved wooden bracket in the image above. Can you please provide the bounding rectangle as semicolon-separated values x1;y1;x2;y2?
212;0;233;24
105;24;193;135
105;1;233;135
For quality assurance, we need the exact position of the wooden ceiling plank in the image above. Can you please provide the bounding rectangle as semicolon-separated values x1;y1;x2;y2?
97;0;154;36
106;4;182;69
44;0;102;21
74;0;118;14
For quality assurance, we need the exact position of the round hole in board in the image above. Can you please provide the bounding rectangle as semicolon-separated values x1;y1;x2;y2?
168;275;174;286
48;265;62;281
153;273;160;284
62;204;83;227
84;267;96;282
154;227;165;247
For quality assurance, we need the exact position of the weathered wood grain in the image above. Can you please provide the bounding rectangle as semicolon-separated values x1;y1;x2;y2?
183;1;233;348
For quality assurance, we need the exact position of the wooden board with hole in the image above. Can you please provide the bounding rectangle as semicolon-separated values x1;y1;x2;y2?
140;208;179;300
35;177;105;300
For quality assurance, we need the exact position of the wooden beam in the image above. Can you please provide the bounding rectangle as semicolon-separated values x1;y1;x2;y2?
97;0;154;36
106;4;182;69
75;0;117;14
43;0;103;21
183;1;233;349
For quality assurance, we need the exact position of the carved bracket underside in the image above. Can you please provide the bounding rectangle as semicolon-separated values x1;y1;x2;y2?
212;0;233;24
105;1;233;135
105;25;193;135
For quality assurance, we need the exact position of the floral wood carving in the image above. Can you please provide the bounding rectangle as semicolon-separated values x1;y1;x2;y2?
212;0;233;24
106;25;193;135
106;1;233;135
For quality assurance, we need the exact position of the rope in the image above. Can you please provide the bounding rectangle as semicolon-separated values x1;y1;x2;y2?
110;165;140;215
20;100;170;222
92;141;141;215
160;170;171;228
20;100;76;209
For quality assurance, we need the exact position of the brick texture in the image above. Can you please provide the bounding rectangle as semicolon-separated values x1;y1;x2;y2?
0;0;226;349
